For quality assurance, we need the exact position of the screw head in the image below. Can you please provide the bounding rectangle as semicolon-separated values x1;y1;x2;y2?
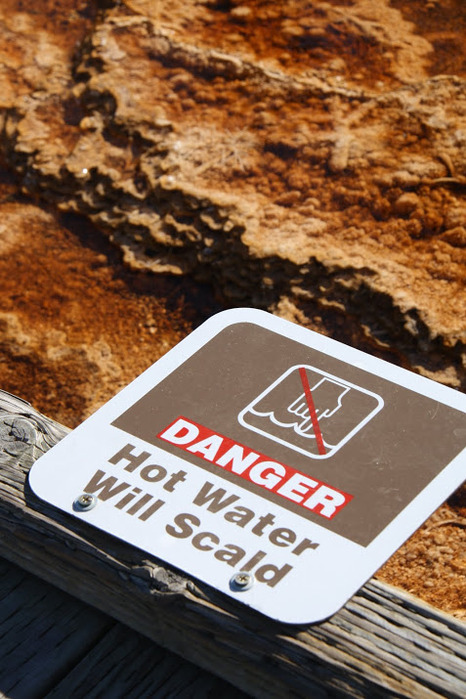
230;571;254;591
73;493;97;511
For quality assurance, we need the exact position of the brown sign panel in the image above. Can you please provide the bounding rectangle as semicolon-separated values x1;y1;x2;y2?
113;322;466;546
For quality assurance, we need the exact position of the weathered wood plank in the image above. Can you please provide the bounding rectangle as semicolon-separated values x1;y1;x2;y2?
0;555;244;698
0;558;112;698
46;618;246;698
0;390;465;698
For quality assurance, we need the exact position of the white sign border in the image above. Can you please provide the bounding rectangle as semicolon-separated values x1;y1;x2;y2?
28;308;466;624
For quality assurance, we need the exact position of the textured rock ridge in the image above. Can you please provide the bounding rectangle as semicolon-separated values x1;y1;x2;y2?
1;1;465;389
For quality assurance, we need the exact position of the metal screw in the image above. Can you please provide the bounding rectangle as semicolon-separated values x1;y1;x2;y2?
230;571;254;591
73;493;97;511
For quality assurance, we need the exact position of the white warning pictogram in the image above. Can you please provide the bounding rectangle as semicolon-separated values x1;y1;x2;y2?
238;365;384;459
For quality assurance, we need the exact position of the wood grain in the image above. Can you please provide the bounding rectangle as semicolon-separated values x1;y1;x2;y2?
0;558;111;698
0;556;244;698
0;390;465;698
46;614;245;699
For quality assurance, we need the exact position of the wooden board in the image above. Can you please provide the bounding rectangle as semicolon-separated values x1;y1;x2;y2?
47;612;244;698
0;557;244;698
0;558;110;697
0;390;465;698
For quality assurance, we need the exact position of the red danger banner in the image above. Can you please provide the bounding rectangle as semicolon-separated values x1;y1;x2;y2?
158;416;352;519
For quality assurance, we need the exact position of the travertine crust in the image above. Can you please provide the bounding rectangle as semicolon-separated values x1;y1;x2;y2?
1;1;466;385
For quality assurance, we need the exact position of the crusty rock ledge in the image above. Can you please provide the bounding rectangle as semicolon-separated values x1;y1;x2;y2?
1;1;465;389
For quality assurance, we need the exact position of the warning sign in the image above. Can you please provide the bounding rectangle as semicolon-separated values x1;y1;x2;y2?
28;309;466;624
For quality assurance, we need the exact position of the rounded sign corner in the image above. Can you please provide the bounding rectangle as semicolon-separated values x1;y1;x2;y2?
27;458;51;505
202;307;274;331
264;597;346;627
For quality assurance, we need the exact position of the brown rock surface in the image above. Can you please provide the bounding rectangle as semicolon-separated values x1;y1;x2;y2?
0;0;464;617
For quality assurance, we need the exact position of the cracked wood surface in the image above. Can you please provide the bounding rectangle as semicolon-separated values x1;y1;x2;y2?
1;390;465;698
0;559;244;698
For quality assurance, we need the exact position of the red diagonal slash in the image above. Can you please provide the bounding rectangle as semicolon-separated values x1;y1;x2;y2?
298;367;327;456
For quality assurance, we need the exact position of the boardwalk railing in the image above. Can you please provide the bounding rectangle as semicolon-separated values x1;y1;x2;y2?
0;390;465;698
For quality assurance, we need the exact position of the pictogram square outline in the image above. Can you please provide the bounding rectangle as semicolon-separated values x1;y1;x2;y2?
238;364;384;459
